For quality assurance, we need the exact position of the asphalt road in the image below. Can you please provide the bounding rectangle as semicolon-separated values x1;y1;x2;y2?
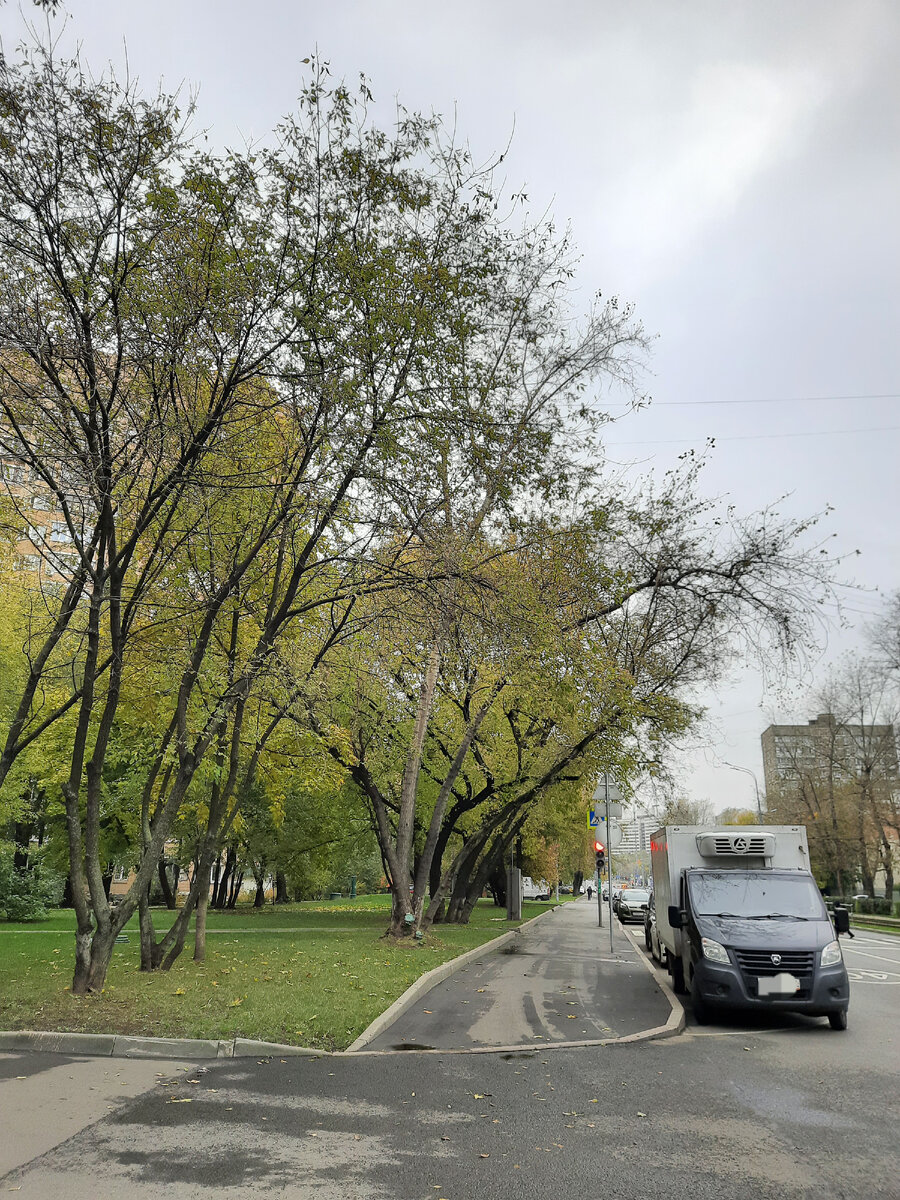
0;909;897;1199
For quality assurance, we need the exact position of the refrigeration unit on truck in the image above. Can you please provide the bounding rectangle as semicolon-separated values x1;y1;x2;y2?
650;826;850;1030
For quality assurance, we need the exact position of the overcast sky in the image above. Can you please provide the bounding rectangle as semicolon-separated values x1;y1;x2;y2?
4;0;897;813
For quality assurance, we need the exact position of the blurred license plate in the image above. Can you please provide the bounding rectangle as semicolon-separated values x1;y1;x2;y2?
758;973;800;996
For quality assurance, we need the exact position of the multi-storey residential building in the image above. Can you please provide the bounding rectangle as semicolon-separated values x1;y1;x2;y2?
616;811;657;855
761;713;900;791
1;435;80;584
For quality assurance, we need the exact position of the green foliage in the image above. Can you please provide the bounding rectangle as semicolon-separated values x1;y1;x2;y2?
0;852;63;921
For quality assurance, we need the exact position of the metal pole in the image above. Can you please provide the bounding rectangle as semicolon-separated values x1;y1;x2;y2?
597;862;603;927
605;774;613;952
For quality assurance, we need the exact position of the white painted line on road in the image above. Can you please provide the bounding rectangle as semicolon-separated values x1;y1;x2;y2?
842;947;900;967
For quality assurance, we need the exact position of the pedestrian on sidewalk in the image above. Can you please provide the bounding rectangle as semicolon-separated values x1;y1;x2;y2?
586;884;593;901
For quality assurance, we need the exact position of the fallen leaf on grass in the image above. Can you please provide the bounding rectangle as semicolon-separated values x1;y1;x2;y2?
229;998;244;1007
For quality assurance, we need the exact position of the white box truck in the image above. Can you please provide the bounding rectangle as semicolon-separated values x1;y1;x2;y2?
650;825;850;1030
521;876;550;901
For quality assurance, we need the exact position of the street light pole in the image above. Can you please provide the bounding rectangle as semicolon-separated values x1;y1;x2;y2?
720;761;763;820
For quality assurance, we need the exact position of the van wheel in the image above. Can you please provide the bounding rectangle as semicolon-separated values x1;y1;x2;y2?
667;951;686;994
828;1009;848;1031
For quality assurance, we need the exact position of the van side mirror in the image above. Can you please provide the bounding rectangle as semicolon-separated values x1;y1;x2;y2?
668;905;683;929
832;906;850;935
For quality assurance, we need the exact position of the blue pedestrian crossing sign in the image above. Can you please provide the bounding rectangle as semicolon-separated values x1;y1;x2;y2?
588;808;600;828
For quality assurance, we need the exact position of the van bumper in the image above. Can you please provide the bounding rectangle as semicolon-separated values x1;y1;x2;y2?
691;958;850;1015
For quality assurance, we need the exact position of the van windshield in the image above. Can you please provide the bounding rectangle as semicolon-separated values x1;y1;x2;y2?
687;872;827;920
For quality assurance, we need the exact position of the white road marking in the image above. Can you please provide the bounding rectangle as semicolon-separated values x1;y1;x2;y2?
842;946;900;967
847;969;900;984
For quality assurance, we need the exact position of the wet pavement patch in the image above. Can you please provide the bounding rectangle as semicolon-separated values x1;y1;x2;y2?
113;1147;291;1188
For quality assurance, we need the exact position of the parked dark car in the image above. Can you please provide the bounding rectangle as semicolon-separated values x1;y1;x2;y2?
617;888;650;924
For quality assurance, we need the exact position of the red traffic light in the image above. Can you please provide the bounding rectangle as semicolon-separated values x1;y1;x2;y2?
593;840;605;853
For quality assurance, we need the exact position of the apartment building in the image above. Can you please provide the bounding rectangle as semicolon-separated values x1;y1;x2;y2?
761;712;900;792
1;433;81;583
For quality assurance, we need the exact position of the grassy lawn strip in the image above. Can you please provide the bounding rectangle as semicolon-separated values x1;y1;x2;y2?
0;897;554;1051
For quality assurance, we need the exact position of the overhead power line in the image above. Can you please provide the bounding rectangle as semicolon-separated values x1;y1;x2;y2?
653;392;900;407
607;392;900;409
611;425;900;446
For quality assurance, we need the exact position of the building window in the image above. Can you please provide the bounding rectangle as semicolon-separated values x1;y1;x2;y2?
31;494;52;512
1;462;29;484
49;520;72;545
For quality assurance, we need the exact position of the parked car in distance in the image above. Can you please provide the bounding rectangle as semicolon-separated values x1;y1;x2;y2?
617;887;651;924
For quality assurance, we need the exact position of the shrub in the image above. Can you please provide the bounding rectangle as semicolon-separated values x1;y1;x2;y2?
853;897;894;917
0;857;64;921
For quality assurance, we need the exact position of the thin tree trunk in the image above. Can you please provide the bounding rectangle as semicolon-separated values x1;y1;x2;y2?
157;858;175;909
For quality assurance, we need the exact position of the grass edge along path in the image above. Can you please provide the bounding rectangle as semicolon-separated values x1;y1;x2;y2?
0;897;559;1051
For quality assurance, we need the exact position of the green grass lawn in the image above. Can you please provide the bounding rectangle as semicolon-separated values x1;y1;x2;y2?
0;897;552;1050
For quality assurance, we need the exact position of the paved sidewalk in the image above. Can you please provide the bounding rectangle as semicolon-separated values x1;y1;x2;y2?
360;897;675;1051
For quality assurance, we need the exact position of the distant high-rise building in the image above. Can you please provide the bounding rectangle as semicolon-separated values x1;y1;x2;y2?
616;811;657;855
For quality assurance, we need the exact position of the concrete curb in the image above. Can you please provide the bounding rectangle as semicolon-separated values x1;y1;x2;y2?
0;907;561;1063
618;921;685;1041
0;1030;322;1060
0;904;683;1061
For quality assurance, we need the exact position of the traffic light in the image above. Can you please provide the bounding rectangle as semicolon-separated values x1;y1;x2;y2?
594;839;606;873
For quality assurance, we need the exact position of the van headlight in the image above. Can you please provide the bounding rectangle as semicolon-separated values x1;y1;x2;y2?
821;940;843;967
701;937;729;964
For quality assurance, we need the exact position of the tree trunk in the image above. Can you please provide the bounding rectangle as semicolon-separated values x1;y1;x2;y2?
157;858;175;909
138;878;161;971
275;871;289;903
253;870;266;907
192;854;215;964
210;855;223;908
488;865;506;907
227;869;244;908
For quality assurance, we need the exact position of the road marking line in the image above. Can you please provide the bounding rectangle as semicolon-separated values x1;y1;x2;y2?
842;948;900;966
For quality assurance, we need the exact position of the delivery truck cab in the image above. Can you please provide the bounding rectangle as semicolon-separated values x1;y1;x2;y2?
651;826;850;1030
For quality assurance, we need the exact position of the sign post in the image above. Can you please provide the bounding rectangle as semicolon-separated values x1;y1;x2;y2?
593;775;623;953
